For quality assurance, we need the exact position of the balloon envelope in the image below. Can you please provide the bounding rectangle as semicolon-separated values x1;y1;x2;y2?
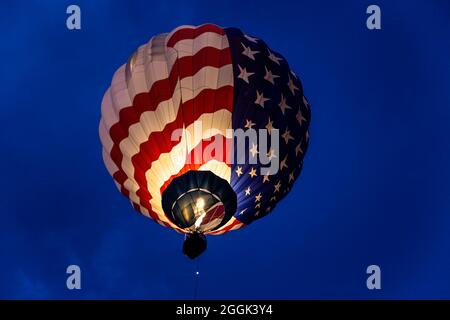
99;24;311;235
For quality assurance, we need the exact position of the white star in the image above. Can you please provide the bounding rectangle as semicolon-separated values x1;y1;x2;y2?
296;110;306;125
255;210;260;216
282;128;294;144
255;193;262;202
250;143;259;157
244;34;258;43
270;196;277;202
303;96;309;109
255;203;261;209
244;119;255;129
239;208;247;215
287;75;299;95
265;117;275;135
280;155;288;171
278;94;292;115
245;186;251;196
295;142;303;156
235;166;243;177
263;175;270;183
266;148;277;159
289;172;295;182
238;65;254;83
255;91;270;108
265;206;271;212
249;167;257;178
241;43;259;60
274;181;281;192
264;66;279;84
268;49;282;65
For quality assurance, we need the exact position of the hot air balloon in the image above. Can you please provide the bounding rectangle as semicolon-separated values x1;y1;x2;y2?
99;24;311;258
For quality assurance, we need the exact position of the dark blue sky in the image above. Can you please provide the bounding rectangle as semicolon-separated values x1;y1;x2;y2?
1;0;449;299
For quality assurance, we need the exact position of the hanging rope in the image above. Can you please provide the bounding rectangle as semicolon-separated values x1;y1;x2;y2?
193;258;200;300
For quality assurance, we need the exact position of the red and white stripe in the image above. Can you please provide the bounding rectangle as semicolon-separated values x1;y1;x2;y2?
100;24;245;234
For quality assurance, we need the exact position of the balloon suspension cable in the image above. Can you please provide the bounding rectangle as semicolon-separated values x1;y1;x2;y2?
193;258;200;300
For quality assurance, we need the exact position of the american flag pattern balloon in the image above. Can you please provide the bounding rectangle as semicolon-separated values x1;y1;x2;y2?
99;24;310;235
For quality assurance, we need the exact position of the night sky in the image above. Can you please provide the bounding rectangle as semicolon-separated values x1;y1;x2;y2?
1;0;450;299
